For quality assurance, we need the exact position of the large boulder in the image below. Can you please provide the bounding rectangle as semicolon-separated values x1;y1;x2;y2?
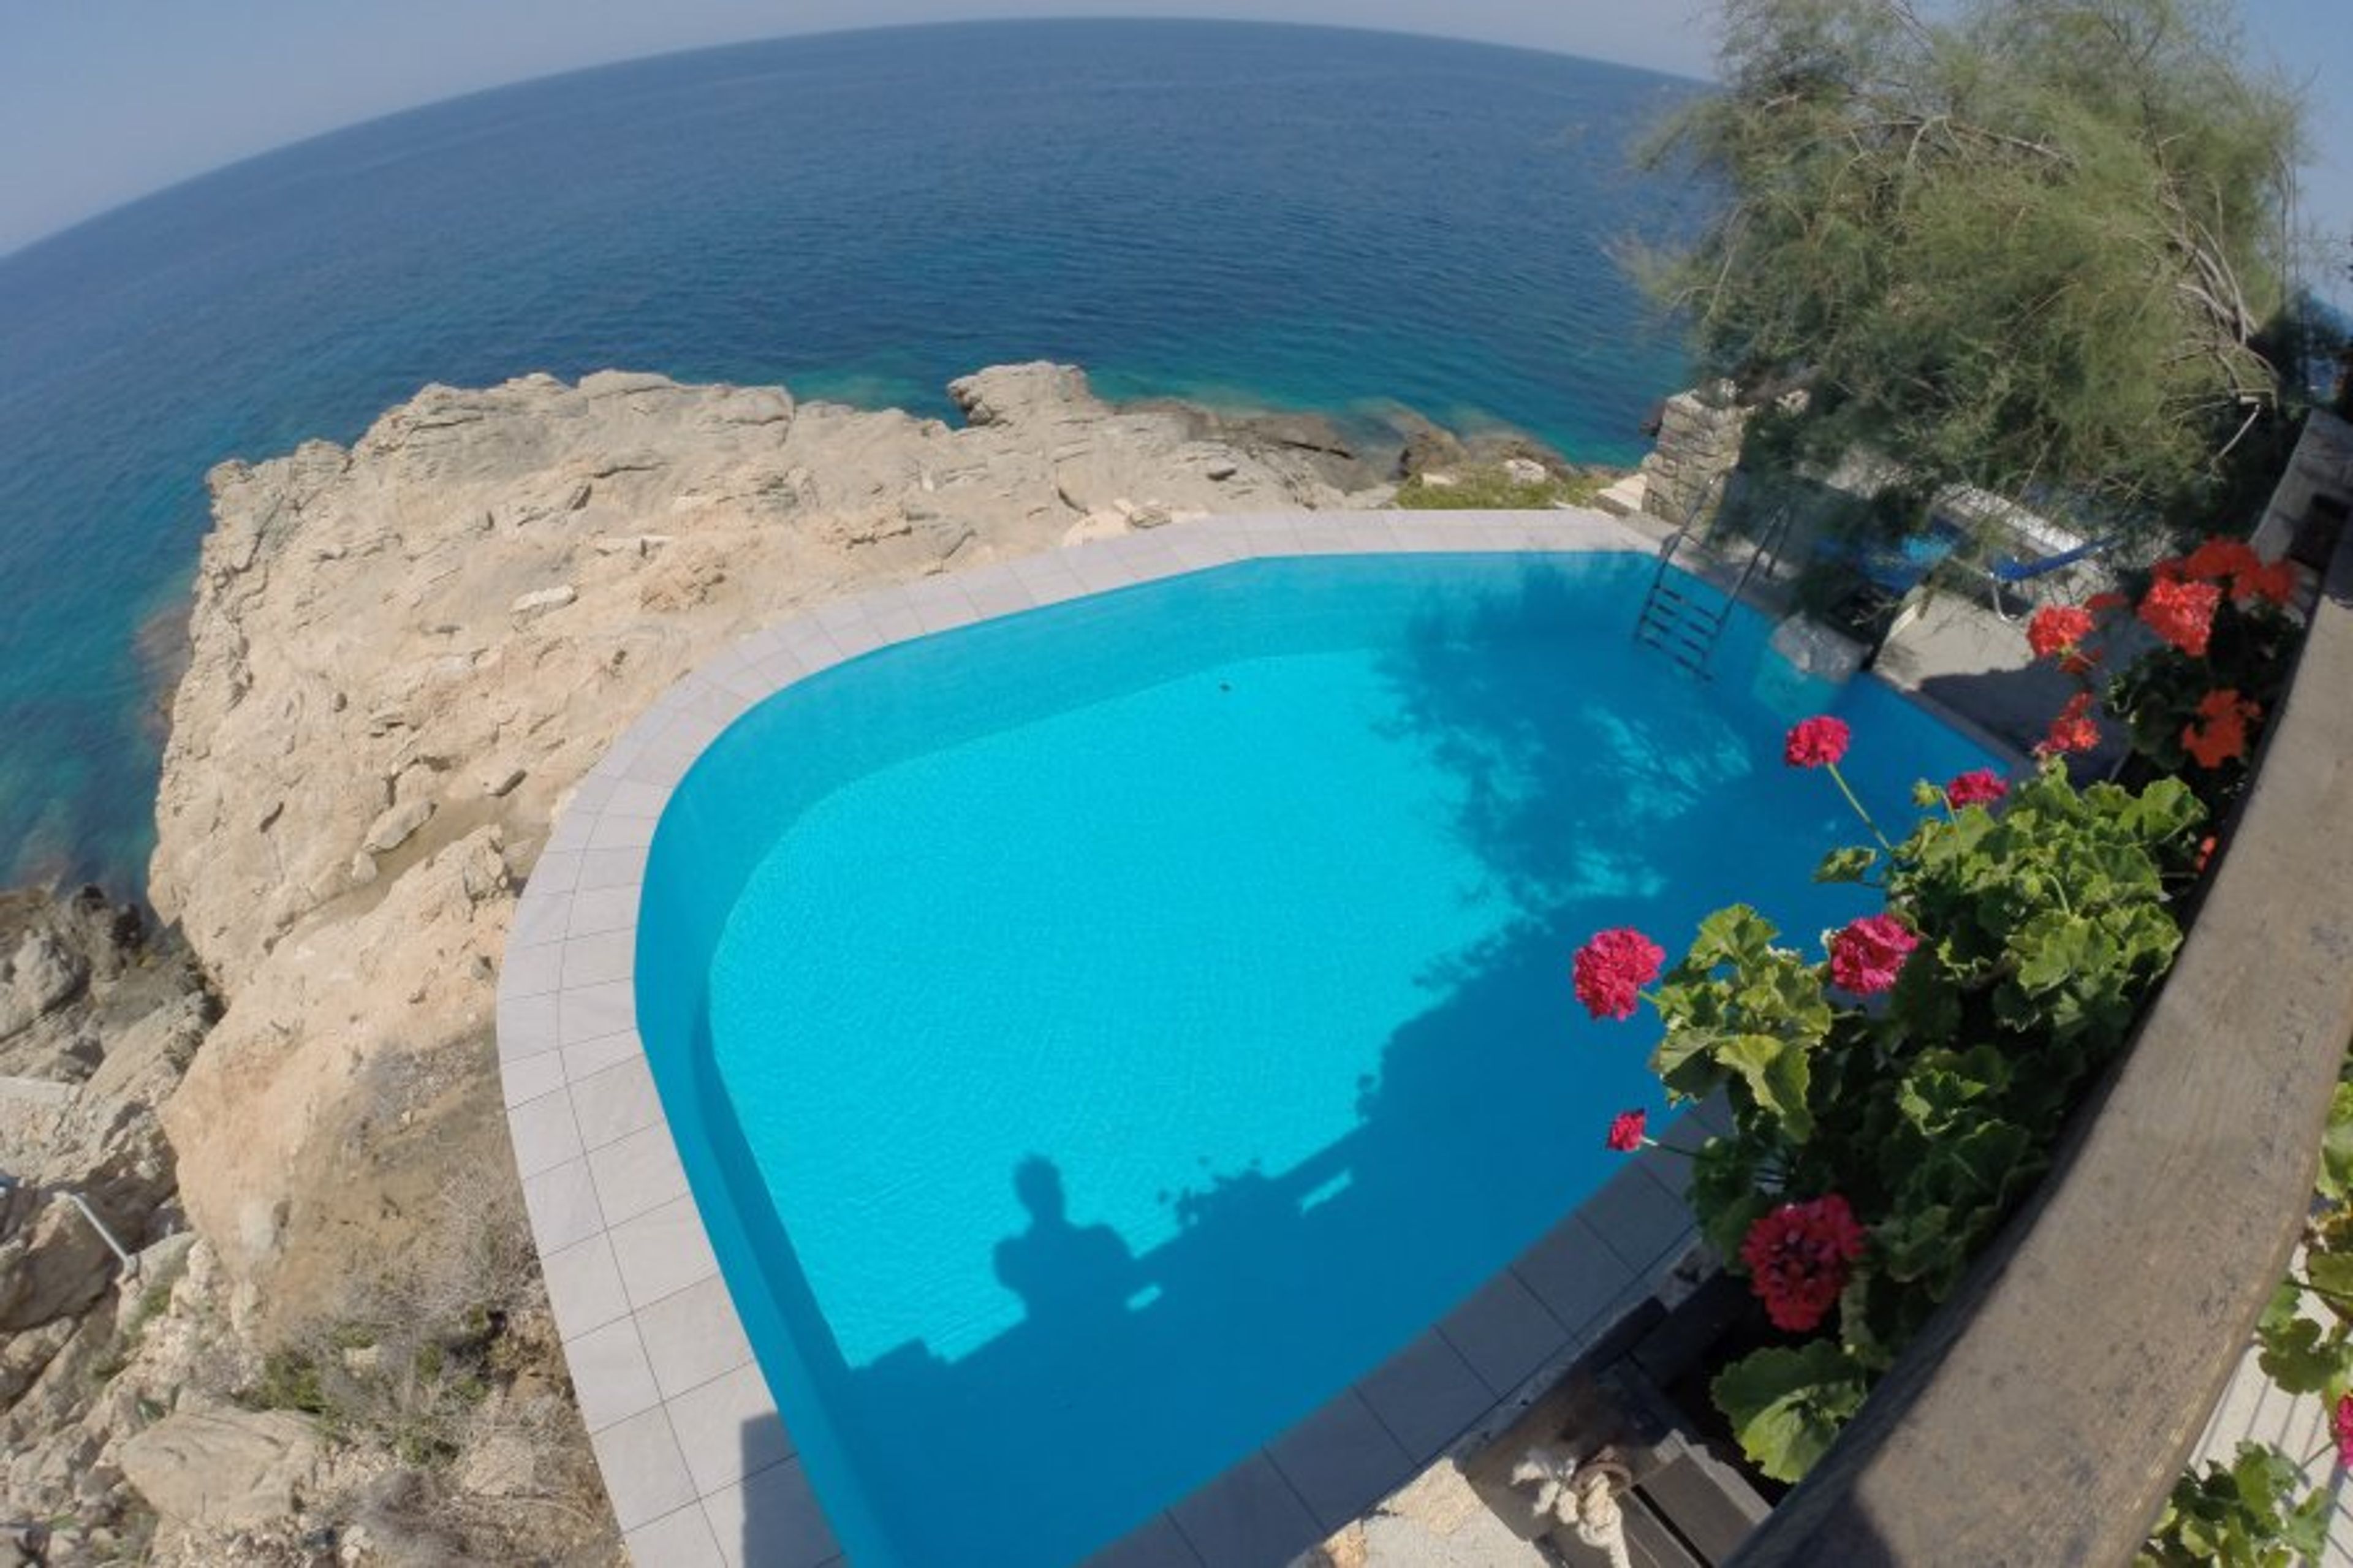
116;1405;322;1529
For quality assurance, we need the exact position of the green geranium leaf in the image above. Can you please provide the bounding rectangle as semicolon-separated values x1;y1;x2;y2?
1813;846;1879;885
1713;1341;1870;1483
1717;1032;1814;1143
2303;1252;2353;1306
2321;1081;2353;1203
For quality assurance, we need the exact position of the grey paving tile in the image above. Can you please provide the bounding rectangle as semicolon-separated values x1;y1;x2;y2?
566;884;640;939
819;618;882;661
604;778;672;819
564;1027;645;1085
561;927;636;988
524;847;584;896
499;940;565;999
705;1457;839;1568
1358;1331;1492;1462
809;595;873;634
624;1502;727;1568
1437;1269;1569;1399
507;1088;586;1180
544;1233;633;1343
570;1316;664;1433
624;743;699;789
1265;1389;1417;1532
506;885;572;950
588;812;658;852
1167;1453;1320;1568
667;1362;793;1498
590;1406;698;1532
588;1119;691;1227
520;1157;607;1254
637;1273;754;1399
963;570;1037;619
568;773;620;814
495;991;560;1062
870;604;924;644
559;979;636;1045
1069;549;1141;593
1511;1213;1639;1338
501;1048;567;1109
1585;1161;1697;1275
1085;1512;1207;1568
572;1055;662;1151
913;594;979;634
612;1194;721;1308
579;843;652;890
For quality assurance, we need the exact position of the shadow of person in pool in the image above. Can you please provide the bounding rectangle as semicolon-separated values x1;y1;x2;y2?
993;1155;1140;1328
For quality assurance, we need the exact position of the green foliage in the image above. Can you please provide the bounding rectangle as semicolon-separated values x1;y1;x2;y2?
1390;463;1613;510
1713;1341;1872;1482
2140;1444;2332;1567
1642;758;2199;1479
1636;0;2304;517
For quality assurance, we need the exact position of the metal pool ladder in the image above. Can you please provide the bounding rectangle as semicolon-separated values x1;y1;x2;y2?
1633;475;1792;678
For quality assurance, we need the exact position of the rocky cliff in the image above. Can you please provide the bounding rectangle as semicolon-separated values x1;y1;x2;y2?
0;363;1427;1564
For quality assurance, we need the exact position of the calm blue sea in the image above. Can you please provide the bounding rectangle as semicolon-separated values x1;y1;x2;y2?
0;20;1699;893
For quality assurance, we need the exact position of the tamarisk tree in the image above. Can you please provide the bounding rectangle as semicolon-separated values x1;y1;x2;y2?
1640;0;2305;515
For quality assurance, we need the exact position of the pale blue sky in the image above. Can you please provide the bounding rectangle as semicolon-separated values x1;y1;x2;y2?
1;1;2346;276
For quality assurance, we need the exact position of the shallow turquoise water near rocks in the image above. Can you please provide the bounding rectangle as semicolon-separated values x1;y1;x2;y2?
0;20;1701;891
641;552;1996;1565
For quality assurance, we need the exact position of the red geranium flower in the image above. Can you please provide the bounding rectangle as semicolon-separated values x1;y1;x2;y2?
1827;913;1919;995
1783;715;1851;769
1605;1109;1648;1153
1572;928;1665;1021
2139;577;2222;657
2181;688;2260;770
2085;591;2129;613
2234;559;2296;606
2179;537;2259;583
1944;769;2007;808
2025;605;2094;661
2335;1393;2353;1469
2035;691;2101;758
1740;1194;1868;1333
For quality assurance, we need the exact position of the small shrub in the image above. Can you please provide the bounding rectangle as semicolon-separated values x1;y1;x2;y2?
1392;463;1613;510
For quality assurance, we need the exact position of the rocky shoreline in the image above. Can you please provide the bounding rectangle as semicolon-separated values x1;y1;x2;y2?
0;363;1593;1565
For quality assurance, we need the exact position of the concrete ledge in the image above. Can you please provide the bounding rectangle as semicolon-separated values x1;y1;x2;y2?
1737;521;2353;1563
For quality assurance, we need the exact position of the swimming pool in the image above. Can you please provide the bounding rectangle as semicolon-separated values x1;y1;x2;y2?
626;544;1996;1565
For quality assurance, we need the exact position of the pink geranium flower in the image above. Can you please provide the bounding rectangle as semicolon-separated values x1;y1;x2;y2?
1572;928;1665;1021
1828;913;1919;995
1740;1194;1868;1333
1783;715;1851;769
1944;769;2007;808
1605;1109;1648;1153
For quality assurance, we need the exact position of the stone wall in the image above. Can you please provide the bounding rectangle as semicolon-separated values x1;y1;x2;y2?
1637;385;1749;527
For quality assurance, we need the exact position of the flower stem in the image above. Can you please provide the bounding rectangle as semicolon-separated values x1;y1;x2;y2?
1825;762;1895;855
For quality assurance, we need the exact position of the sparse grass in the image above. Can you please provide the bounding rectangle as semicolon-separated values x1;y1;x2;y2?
1391;461;1616;510
236;1161;542;1470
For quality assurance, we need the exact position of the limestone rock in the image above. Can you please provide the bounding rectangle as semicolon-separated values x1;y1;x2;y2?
362;799;434;855
0;933;84;1039
116;1405;321;1528
507;585;576;620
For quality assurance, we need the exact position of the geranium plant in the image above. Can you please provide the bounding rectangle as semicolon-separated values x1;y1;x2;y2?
2020;536;2301;793
1581;718;2203;1481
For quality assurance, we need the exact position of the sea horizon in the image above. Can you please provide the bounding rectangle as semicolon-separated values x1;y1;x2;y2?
0;17;1700;893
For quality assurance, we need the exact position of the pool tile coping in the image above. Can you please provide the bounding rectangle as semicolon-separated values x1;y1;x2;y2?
494;508;1714;1568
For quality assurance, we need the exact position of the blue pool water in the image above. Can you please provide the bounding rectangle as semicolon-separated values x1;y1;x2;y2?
0;20;1701;890
636;552;1995;1565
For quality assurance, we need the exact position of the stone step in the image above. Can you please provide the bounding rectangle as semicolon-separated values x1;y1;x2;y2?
1593;472;1648;518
